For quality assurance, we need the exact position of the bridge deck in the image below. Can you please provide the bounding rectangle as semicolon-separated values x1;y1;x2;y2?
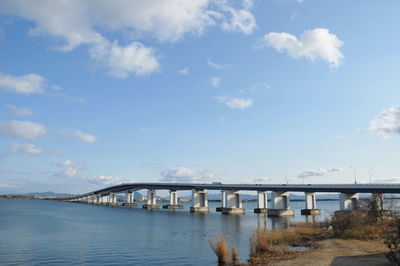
65;183;400;200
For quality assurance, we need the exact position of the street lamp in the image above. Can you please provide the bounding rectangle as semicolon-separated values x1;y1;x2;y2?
369;168;374;184
349;166;357;184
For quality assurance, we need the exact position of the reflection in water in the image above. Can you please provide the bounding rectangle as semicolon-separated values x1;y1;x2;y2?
219;213;242;237
270;216;292;230
189;212;208;243
0;199;347;265
305;214;317;223
257;214;268;230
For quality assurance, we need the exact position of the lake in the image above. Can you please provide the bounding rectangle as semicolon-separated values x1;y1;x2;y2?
0;199;340;265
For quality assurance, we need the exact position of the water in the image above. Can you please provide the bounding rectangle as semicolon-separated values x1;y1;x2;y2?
0;199;340;265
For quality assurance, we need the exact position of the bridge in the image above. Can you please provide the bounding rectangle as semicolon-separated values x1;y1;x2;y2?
61;182;400;216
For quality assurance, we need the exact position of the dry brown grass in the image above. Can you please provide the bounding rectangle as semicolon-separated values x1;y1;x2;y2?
331;211;397;239
248;223;331;264
209;234;241;265
231;248;240;265
250;224;327;256
209;235;230;264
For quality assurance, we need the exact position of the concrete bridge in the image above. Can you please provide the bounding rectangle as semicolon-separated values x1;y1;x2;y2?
61;183;400;216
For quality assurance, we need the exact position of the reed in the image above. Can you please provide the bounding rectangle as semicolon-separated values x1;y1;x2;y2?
209;234;230;264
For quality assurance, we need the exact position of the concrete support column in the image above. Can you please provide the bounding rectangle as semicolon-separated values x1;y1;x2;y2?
108;193;117;206
89;196;95;204
216;190;226;212
100;195;109;205
126;192;133;203
301;192;320;215
123;191;137;207
254;191;269;213
221;190;245;214
372;193;384;210
268;191;294;216
95;195;100;204
339;193;359;210
170;191;178;205
190;189;209;212
163;190;184;209
143;189;160;209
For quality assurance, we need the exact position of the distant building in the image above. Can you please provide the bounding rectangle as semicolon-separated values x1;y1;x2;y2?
139;196;147;202
179;197;191;202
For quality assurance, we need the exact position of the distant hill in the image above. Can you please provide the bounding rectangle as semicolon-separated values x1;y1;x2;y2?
23;191;78;198
116;192;144;201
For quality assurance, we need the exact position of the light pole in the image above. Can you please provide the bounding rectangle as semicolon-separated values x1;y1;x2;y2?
349;166;357;184
369;168;374;184
282;170;289;184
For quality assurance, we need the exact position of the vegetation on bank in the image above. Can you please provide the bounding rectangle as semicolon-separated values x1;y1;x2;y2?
209;197;400;265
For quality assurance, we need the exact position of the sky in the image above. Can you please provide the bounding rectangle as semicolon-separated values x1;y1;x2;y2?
0;0;400;194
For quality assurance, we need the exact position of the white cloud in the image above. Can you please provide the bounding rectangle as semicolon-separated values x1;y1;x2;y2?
259;28;344;68
46;92;87;104
0;120;46;139
86;175;122;186
0;183;19;188
0;72;45;94
367;106;400;137
55;160;83;177
221;5;256;34
5;104;34;116
216;96;253;109
254;177;273;183
374;177;400;184
160;166;216;183
9;143;43;155
0;1;256;78
178;67;189;75
54;160;122;186
207;58;233;70
297;167;343;178
90;41;160;78
210;76;221;87
73;130;97;143
50;85;63;91
0;72;86;103
250;82;271;91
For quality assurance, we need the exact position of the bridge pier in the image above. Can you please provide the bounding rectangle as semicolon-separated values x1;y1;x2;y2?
88;195;95;204
216;190;225;212
163;190;184;209
339;193;359;210
372;193;384;210
93;195;100;205
254;191;269;213
268;191;294;216
190;189;209;212
123;191;137;207
108;193;117;206
143;189;160;209
100;194;109;205
221;190;245;214
301;192;321;215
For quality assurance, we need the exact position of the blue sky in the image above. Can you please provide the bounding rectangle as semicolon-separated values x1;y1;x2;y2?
0;0;400;194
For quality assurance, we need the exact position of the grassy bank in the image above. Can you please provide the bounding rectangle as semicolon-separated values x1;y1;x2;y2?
209;199;400;265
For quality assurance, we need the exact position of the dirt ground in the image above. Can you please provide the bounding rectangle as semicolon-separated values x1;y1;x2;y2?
271;239;392;266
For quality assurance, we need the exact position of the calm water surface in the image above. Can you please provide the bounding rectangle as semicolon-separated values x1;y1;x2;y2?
0;199;340;265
